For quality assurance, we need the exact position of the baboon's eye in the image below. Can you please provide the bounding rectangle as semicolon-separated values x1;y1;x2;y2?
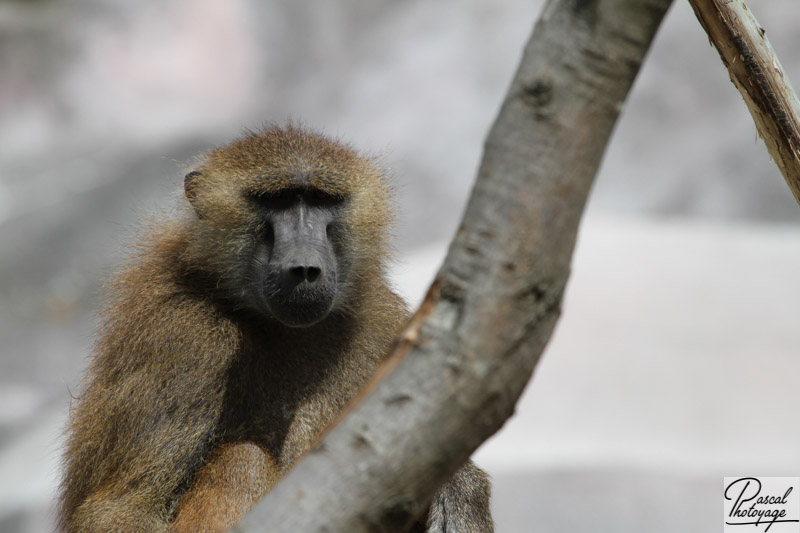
305;189;344;207
253;189;296;209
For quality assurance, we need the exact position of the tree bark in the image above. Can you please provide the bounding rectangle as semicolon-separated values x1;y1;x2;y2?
689;0;800;205
233;0;674;531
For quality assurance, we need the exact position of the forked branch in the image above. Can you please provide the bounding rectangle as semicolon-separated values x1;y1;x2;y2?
232;0;674;530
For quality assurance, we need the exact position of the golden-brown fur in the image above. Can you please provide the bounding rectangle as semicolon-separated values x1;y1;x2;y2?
59;125;492;532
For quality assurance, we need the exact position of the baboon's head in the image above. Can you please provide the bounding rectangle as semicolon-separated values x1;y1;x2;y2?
182;125;393;327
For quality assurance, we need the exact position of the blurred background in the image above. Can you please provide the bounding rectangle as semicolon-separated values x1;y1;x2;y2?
1;0;799;531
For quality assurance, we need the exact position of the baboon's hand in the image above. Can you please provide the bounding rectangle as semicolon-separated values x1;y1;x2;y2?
426;460;494;532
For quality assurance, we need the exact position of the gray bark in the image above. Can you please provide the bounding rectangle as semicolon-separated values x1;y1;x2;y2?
233;0;674;531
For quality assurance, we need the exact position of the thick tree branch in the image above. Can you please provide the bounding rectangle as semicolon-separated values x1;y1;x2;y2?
233;0;673;531
689;0;800;204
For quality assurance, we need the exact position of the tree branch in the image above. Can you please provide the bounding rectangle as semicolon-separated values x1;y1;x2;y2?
689;0;800;204
233;0;674;530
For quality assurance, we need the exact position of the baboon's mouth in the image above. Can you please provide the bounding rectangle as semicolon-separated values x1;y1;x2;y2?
265;291;335;328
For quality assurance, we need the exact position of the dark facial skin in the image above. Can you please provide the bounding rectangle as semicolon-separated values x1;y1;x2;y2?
249;188;345;327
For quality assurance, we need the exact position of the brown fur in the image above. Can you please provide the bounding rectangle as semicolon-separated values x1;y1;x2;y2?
59;125;492;532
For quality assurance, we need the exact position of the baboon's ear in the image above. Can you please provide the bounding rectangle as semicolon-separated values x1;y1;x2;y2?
184;170;203;215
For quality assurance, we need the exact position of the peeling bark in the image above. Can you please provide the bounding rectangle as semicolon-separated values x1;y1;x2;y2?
689;0;800;204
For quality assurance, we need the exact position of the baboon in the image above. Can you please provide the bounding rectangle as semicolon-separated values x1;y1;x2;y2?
59;125;493;532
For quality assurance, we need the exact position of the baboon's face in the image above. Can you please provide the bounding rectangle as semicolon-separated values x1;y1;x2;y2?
182;127;391;327
245;186;346;327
